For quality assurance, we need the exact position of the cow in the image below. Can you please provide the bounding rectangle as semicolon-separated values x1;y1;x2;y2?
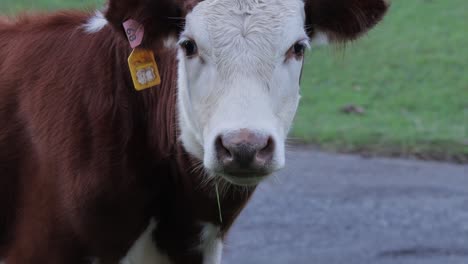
0;0;388;263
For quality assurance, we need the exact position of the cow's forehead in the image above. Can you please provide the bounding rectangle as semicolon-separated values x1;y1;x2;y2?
185;0;306;79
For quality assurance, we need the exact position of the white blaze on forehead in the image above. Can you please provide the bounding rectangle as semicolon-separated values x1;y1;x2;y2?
186;0;307;81
83;11;108;34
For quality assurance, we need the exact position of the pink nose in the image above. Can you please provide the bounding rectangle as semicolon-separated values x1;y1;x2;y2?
215;129;275;176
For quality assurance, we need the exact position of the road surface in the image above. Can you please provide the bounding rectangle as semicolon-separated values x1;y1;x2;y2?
224;149;468;264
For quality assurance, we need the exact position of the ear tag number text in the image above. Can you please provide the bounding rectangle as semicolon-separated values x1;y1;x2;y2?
127;48;161;91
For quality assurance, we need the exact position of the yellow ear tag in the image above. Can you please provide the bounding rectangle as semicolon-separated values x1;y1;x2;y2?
127;48;161;91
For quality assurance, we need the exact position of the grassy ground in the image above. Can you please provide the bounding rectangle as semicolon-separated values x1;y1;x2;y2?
295;0;468;162
0;0;102;13
2;0;467;162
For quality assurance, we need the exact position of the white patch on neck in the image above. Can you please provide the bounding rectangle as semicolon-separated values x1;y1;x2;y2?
97;221;223;264
83;11;108;34
199;223;223;264
120;220;172;264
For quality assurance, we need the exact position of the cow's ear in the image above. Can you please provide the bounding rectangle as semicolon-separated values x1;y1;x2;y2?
304;0;389;43
105;0;200;42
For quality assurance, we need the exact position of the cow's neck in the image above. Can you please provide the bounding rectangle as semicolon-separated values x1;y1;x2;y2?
112;39;257;230
120;43;257;260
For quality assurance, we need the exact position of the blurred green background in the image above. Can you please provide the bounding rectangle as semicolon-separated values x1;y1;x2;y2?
0;0;102;12
1;0;467;162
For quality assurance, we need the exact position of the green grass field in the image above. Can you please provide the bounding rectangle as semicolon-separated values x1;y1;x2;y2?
0;0;102;13
296;0;468;162
1;0;467;162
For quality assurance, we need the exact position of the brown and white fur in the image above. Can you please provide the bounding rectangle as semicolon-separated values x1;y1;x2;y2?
0;0;388;263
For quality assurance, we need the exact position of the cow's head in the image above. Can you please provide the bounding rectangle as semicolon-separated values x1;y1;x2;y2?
105;0;388;186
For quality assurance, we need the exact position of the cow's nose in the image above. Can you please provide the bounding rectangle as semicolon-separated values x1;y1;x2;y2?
215;129;275;176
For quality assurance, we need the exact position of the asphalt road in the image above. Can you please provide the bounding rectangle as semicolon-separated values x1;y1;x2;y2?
223;149;468;264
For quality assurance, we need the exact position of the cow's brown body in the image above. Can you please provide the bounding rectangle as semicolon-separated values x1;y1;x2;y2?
0;11;252;263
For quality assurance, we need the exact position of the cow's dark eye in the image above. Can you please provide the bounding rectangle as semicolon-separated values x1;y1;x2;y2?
293;42;306;57
180;39;198;57
286;41;308;60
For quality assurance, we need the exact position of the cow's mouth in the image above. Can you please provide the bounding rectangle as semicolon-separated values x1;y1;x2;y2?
221;175;268;186
217;171;271;186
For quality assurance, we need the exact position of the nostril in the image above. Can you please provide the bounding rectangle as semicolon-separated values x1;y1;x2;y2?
215;135;233;164
256;136;275;164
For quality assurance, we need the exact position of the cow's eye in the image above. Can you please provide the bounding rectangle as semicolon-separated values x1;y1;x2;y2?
286;41;308;60
293;42;306;56
180;39;198;57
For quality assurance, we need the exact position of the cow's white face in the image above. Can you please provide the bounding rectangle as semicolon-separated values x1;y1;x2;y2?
177;0;308;186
